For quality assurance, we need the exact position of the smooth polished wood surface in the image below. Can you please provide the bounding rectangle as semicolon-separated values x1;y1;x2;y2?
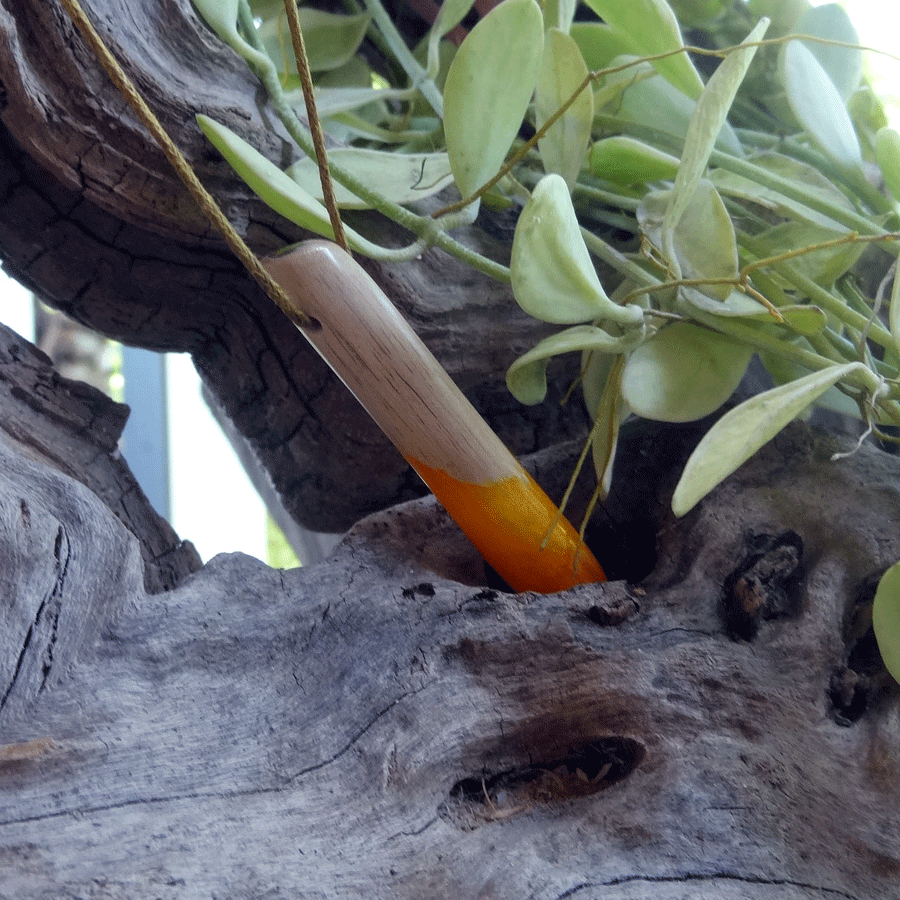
263;241;605;591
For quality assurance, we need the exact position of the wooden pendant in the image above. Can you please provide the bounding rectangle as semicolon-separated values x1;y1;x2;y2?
263;241;606;593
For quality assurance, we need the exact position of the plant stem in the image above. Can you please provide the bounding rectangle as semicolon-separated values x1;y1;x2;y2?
810;328;858;365
593;113;896;239
688;308;882;398
733;130;892;215
330;112;440;144
741;265;791;309
780;139;895;217
710;149;892;237
581;229;659;287
235;0;508;281
573;178;642;213
361;0;444;117
738;232;895;352
584;209;642;234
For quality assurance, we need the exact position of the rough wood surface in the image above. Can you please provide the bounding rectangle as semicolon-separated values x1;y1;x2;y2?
0;0;587;533
2;399;899;897
0;321;200;592
2;2;900;895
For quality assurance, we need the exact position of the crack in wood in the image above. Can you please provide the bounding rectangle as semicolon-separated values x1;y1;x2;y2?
0;524;69;709
440;737;645;829
38;523;69;692
555;873;860;899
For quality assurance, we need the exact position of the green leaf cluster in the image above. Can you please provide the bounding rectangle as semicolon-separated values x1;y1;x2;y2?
191;0;900;674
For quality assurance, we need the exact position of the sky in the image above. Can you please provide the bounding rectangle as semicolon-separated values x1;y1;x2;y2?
827;0;900;127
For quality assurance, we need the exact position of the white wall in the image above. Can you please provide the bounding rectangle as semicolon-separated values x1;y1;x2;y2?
0;274;34;340
165;352;268;563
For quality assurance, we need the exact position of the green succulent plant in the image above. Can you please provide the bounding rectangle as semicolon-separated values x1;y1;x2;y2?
191;0;900;678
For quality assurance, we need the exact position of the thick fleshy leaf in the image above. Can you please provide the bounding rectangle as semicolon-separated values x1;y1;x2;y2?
781;40;862;167
584;352;627;496
581;0;705;100
506;325;644;405
247;0;281;16
293;86;408;117
192;0;273;73
257;8;371;74
196;115;380;256
876;128;900;204
543;0;577;32
426;0;474;77
415;36;457;112
850;85;890;141
193;0;239;39
512;175;645;326
679;288;827;336
669;0;730;26
609;61;743;157
535;29;593;189
797;4;862;101
621;322;752;423
569;22;640;71
671;361;863;516
746;0;807;32
759;352;890;423
589;136;679;185
662;18;769;265
310;59;393;142
710;152;856;230
287;150;453;208
891;253;900;361
581;349;613;425
751;221;865;287
678;287;763;317
639;181;738;300
767;306;828;337
874;560;900;685
198;115;329;228
443;0;544;199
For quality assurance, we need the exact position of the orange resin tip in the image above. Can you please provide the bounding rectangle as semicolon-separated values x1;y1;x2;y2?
263;241;606;593
407;457;606;593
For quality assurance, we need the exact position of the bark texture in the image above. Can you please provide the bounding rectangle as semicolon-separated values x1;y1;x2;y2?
0;321;200;592
0;0;586;533
1;325;899;898
2;2;900;896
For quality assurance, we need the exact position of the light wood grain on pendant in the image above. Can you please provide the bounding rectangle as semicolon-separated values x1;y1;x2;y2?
263;240;522;486
263;241;606;590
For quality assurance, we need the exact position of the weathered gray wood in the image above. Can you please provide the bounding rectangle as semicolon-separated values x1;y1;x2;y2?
0;0;588;533
0;321;200;592
1;2;899;895
2;415;899;898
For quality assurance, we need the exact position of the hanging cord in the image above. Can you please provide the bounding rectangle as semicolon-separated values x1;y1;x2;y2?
57;0;315;328
282;0;348;252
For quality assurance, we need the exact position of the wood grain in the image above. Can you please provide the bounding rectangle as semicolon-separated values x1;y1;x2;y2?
264;241;522;484
2;418;900;898
263;241;605;590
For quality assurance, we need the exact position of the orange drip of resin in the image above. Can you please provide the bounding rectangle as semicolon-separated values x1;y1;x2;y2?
407;457;607;593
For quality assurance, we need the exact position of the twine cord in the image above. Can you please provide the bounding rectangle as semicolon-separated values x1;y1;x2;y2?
57;0;314;328
281;0;348;253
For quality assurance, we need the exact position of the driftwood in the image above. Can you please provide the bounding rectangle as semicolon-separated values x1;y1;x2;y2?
2;1;900;896
0;322;201;593
2;321;900;897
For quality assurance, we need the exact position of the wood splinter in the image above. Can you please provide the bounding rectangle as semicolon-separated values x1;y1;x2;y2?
264;241;606;593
